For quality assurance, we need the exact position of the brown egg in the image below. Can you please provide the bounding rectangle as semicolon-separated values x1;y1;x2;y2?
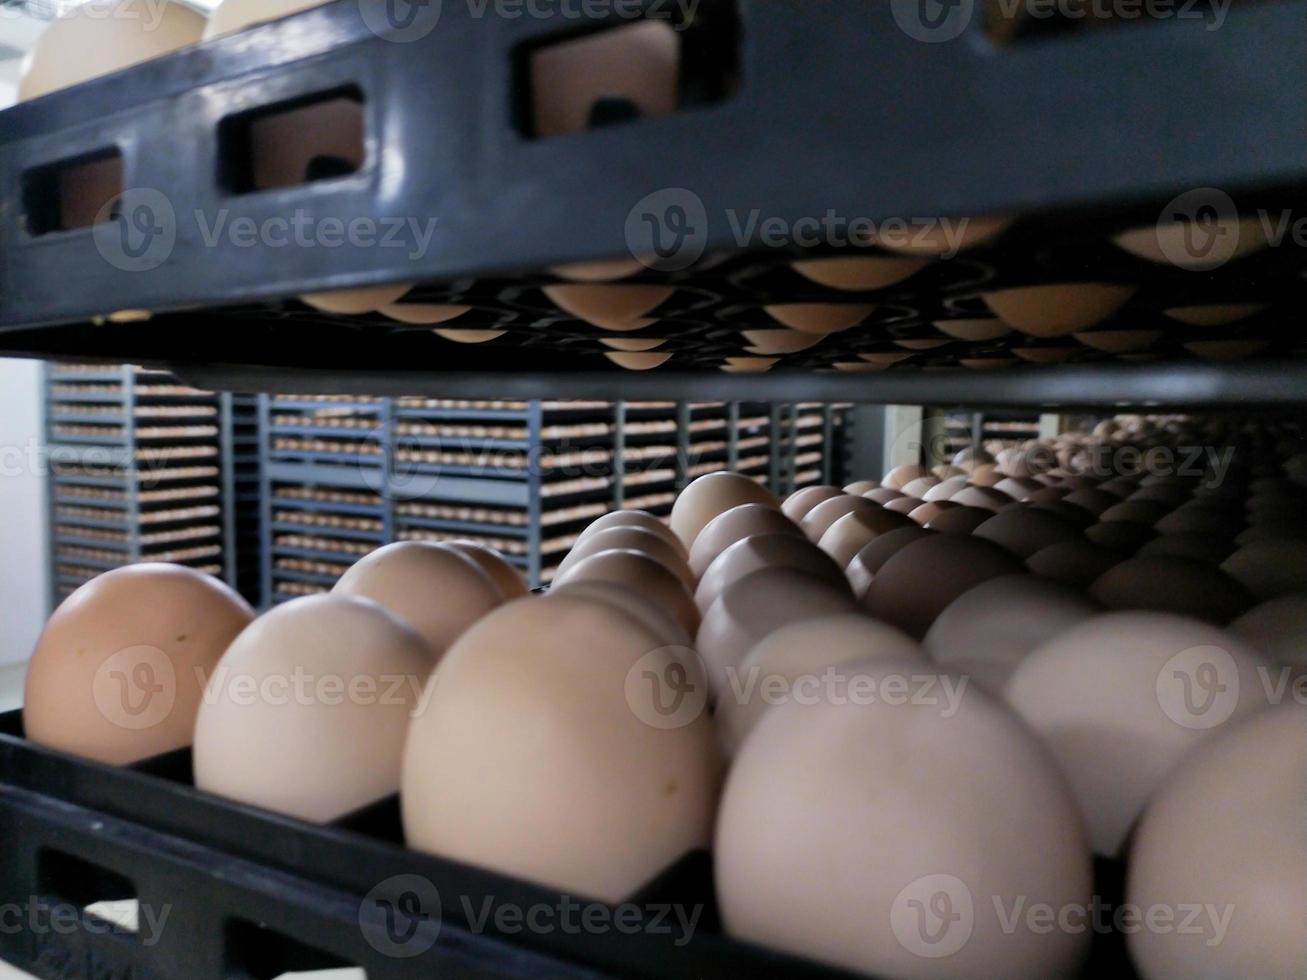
1127;704;1307;980
717;672;1092;979
1137;533;1235;564
697;568;854;700
790;256;928;291
800;495;883;542
843;480;880;495
865;535;1025;638
550;258;645;282
967;464;1005;488
763;303;874;335
934;318;1013;341
740;329;823;355
953;446;998;469
715;614;926;757
1027;540;1123;589
1229;596;1307;668
1162;303;1267;326
994;477;1044;501
1005;612;1274;854
882;496;923;516
907;500;958;526
925;575;1099;690
950;486;1013;512
333;542;506;657
194;595;431;823
444;542;529;599
899;476;941;499
695;533;848;615
1085;521;1156;554
781;485;846;522
556;527;693;590
601;337;665;352
974;508;1081;559
380;303;472;325
982;283;1137;336
1114;217;1269;269
1222;541;1307;600
605;352;672;371
1063;488;1126;516
863;487;905;506
542;284;674;330
688;504;804;579
1091;556;1253;624
24;564;254;766
403;594;720;903
671;472;778;549
818;508;914;569
302;284;415;316
554;549;698;635
434;329;507;344
926;505;995;535
846;527;932;598
576;510;685;558
933;465;968;480
544;557;696;639
918;475;969;502
882;464;932;491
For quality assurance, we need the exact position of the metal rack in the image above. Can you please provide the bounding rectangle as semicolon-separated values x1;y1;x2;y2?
261;395;853;595
43;363;233;605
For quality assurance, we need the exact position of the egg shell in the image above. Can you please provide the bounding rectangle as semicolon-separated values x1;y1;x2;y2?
194;594;432;823
953;446;997;468
966;464;1005;488
1090;556;1254;624
780;486;845;521
576;510;685;558
402;594;720;903
301;283;415;316
881;464;932;491
1222;540;1307;600
688;504;804;579
864;535;1025;639
863;487;906;506
790;256;928;292
1004;612;1274;855
763;303;874;335
671;472;779;549
922;475;971;501
882;496;923;516
924;505;994;535
332;542;506;658
906;500;957;526
898;476;941;499
555;549;698;635
800;495;885;542
1228;595;1307;668
717;672;1093;979
846;527;932;599
818;508;915;569
24;564;254;766
950;486;1014;512
546;581;690;649
1126;704;1307;980
982;283;1136;335
697;568;855;700
556;526;692;590
925;574;1098;671
444;542;529;599
843;480;880;495
974;508;1081;559
715;614;925;757
695;533;848;615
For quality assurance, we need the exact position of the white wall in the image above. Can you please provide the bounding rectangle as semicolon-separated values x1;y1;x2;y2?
0;359;48;672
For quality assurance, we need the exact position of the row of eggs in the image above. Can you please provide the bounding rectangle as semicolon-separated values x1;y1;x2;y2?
20;416;1307;979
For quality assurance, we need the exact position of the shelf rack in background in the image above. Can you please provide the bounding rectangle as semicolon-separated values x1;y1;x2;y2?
43;363;251;607
260;395;854;596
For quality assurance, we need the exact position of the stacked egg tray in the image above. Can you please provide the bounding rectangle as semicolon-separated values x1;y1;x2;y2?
45;364;233;603
0;709;1138;980
103;193;1307;387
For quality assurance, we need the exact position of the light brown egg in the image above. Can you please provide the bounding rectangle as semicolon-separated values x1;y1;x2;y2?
671;472;779;549
601;337;666;352
554;549;698;635
953;446;998;469
556;527;693;590
403;595;720;903
302;284;415;316
882;496;923;516
763;303;874;335
950;486;1013;512
974;508;1081;559
863;487;905;506
967;463;1005;488
333;542;506;657
934;318;1013;341
994;477;1043;500
1005;612;1274;854
1127;704;1307;980
445;542;530;599
790;256;928;291
818;508;914;569
1228;595;1307;669
925;575;1098;690
720;357;778;373
882;464;932;491
899;475;941;499
576;510;685;558
740;329;822;355
715;614;926;757
697;568;854;701
434;329;507;344
1114;217;1269;270
846;527;932;599
926;505;995;535
550;258;645;282
688;504;804;580
1222;541;1307;600
982;283;1137;336
542;284;673;330
695;533;848;615
24;564;254;766
781;485;846;522
865;535;1024;638
546;580;691;648
605;352;672;371
194;595;431;822
907;500;958;526
800;495;881;542
844;480;880;495
1090;556;1253;624
717;673;1092;979
380;303;472;325
869;214;1012;255
1162;303;1266;326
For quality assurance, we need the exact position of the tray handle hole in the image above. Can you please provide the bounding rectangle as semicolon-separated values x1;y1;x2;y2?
219;87;366;195
36;848;140;938
226;918;365;979
22;148;124;236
